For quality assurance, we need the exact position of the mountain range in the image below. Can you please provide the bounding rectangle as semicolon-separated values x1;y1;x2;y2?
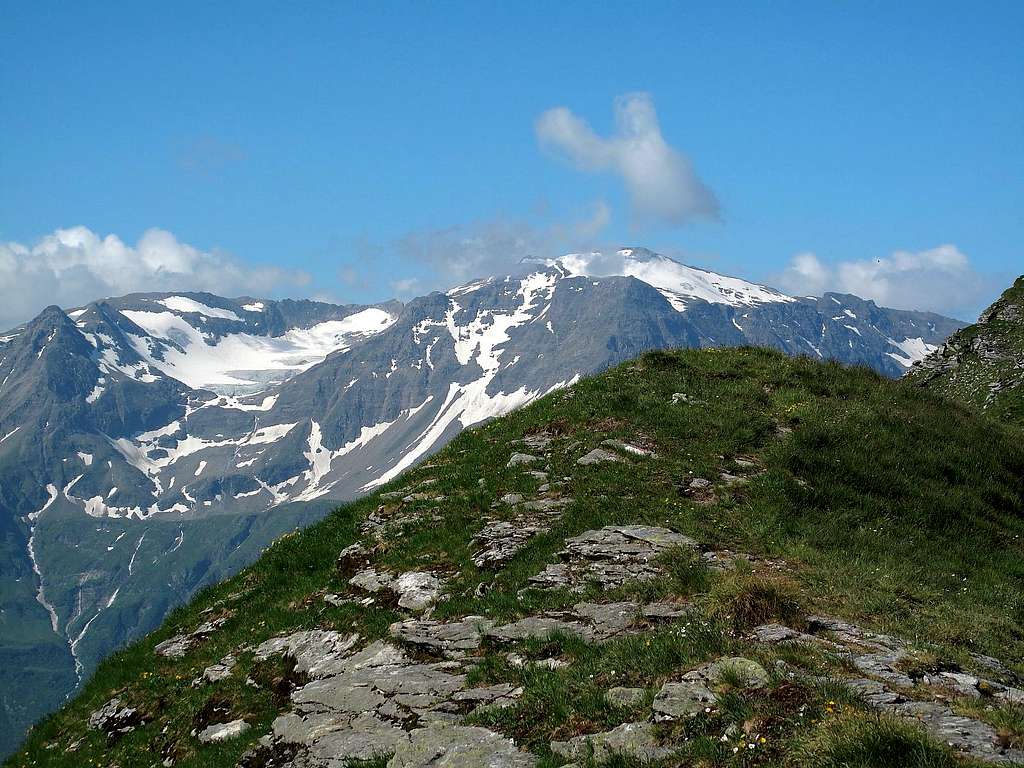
0;248;965;755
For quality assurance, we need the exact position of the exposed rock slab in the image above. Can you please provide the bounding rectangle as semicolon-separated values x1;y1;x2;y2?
605;687;647;707
198;654;236;684
198;718;250;743
254;630;361;679
390;616;494;657
252;632;529;766
389;723;537;767
87;697;144;741
754;618;1024;764
576;448;622;466
348;569;445;612
507;453;542;467
528;525;698;592
551;721;675;763
652;680;718;720
153;616;229;658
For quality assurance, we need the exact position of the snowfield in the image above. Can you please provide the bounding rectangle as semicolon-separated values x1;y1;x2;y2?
120;305;396;393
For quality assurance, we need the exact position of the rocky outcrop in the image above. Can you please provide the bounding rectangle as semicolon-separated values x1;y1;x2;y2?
754;616;1024;764
910;275;1024;423
529;525;698;591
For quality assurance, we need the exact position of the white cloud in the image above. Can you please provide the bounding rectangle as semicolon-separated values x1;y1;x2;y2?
536;93;719;226
0;226;311;329
775;245;993;317
394;201;613;291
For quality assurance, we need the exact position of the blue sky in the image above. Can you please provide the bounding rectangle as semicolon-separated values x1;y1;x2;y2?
1;1;1021;324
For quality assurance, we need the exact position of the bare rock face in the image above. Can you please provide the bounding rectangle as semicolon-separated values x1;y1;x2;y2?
348;569;445;612
529;525;698;591
250;632;529;766
254;630;361;679
390;617;494;658
605;687;647;707
388;723;537;767
652;680;718;721
87;697;145;742
198;718;250;743
752;617;1024;764
198;654;237;684
154;616;230;658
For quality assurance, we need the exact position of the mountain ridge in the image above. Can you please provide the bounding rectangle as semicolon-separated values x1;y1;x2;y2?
909;275;1024;425
0;250;967;756
6;345;1023;767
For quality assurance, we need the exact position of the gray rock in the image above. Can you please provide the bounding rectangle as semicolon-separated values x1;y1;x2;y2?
200;654;236;683
337;542;370;569
88;697;143;738
486;617;590;644
517;433;553;451
652;680;718;720
576;448;623;466
154;616;229;658
551;721;675;763
605;687;647;707
388;723;537;767
600;439;655;458
390;616;493;656
939;671;982;698
254;630;361;679
500;493;525;505
507;453;542;467
350;568;395;594
750;623;805;644
394;571;443;611
697;657;770;689
471;502;568;569
198;719;250;743
572;601;640;640
642;602;691;620
506;653;568;670
529;526;698;592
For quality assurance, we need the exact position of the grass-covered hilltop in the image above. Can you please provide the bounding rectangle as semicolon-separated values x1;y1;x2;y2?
910;276;1024;427
8;345;1024;768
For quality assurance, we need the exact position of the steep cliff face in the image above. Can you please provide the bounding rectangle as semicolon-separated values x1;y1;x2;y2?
909;276;1024;425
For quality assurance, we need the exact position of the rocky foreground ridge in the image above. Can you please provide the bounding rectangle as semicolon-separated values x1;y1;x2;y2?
8;347;1024;767
910;275;1024;425
0;251;967;757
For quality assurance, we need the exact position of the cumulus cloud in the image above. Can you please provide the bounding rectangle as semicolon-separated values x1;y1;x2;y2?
775;245;995;318
0;226;311;329
536;93;719;226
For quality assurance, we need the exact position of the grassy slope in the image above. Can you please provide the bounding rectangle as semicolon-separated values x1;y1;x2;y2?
8;347;1024;767
909;276;1024;426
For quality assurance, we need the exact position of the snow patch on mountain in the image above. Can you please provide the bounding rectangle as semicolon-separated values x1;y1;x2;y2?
156;296;243;320
120;306;396;394
887;336;938;367
553;248;793;311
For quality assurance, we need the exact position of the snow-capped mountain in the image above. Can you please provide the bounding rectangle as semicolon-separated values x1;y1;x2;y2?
0;250;964;755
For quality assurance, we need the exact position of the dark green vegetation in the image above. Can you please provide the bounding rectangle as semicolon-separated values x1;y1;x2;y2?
910;275;1024;427
0;500;335;760
8;347;1024;767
